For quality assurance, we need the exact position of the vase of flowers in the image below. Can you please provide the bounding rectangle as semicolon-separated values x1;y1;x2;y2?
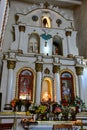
61;106;70;121
53;105;62;120
11;98;24;111
70;106;76;121
36;105;48;120
73;96;86;113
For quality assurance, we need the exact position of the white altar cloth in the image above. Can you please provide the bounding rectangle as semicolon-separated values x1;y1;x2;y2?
28;125;79;130
22;121;80;130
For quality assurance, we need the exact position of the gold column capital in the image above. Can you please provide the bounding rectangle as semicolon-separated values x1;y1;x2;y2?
35;63;43;72
75;66;84;75
7;60;16;69
19;25;25;32
65;31;72;36
53;65;60;73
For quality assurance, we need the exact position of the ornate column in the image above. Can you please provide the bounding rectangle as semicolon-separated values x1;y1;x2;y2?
18;25;25;53
66;31;73;58
75;66;84;101
35;63;43;105
53;65;60;103
6;60;16;105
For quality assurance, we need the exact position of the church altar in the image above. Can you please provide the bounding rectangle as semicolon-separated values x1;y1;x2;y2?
0;112;87;130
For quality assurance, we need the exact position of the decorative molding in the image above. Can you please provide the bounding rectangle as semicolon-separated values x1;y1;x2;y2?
56;19;62;27
44;2;50;8
44;68;50;74
0;0;9;50
67;54;73;58
41;34;52;40
32;15;38;22
15;14;19;24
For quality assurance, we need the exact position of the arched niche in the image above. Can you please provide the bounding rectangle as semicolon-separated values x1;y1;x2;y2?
53;35;63;55
41;77;53;102
42;16;51;28
60;71;75;103
16;68;35;102
28;33;40;53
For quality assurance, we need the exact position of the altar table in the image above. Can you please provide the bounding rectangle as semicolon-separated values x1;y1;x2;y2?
0;112;87;130
27;125;79;130
22;121;80;130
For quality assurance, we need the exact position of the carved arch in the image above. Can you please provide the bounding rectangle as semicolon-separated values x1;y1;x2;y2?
28;33;40;53
41;77;53;102
53;35;63;55
60;69;76;103
16;67;35;102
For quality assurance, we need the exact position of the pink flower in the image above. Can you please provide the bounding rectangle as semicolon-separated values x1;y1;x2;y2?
54;107;62;113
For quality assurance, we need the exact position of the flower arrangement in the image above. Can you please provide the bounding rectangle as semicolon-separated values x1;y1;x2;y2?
69;106;76;120
11;98;24;106
36;105;48;114
73;96;86;112
10;98;24;111
29;104;38;114
70;106;76;114
10;98;19;108
61;105;70;115
54;106;62;114
35;105;48;120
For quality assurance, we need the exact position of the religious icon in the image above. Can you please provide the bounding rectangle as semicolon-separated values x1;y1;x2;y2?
62;82;71;101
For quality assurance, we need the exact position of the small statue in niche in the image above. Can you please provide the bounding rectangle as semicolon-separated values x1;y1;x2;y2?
43;18;49;28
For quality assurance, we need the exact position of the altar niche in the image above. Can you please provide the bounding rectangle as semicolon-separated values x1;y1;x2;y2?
17;69;34;101
42;16;51;28
60;71;75;103
41;77;53;103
